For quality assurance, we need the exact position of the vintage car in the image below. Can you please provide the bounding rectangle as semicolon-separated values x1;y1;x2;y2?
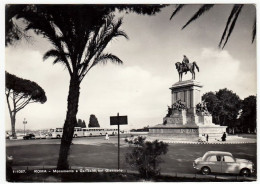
193;151;254;176
23;133;36;140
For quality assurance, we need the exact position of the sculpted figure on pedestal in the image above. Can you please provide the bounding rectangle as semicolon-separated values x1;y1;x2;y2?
196;101;210;116
182;55;189;74
175;55;199;81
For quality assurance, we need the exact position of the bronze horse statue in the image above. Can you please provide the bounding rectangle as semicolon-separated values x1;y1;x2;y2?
175;61;199;81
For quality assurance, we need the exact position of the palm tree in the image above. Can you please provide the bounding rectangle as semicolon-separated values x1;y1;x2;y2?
15;5;128;169
170;4;256;49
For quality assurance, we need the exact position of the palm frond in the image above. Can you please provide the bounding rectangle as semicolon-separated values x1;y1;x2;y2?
79;15;128;81
43;49;61;60
43;49;70;66
94;53;123;66
170;4;185;20
182;4;214;29
53;57;63;65
219;5;240;48
114;30;129;39
222;5;243;49
22;13;62;51
252;17;256;43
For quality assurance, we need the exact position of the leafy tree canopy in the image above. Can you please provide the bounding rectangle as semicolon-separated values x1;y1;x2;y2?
215;88;241;121
88;114;100;127
77;119;86;128
239;95;256;132
241;95;256;117
6;4;167;46
5;5;30;46
202;88;241;126
6;72;47;103
5;72;47;138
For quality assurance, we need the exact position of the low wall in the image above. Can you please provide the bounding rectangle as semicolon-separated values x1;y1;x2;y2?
148;125;227;140
148;127;199;138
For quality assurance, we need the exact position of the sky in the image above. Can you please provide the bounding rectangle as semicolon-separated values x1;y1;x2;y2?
5;4;256;131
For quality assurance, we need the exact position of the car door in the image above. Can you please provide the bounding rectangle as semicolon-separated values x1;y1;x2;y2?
221;155;239;173
206;155;222;173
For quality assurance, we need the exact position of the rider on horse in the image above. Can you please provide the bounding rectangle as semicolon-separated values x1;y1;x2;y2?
182;55;189;74
175;55;199;81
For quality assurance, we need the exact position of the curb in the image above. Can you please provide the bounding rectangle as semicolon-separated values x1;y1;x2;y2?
160;141;256;144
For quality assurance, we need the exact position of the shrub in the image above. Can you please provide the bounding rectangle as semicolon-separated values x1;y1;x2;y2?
125;136;168;180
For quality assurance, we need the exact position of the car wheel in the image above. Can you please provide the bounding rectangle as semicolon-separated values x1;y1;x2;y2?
240;168;250;177
57;135;60;138
201;167;211;175
74;134;77;138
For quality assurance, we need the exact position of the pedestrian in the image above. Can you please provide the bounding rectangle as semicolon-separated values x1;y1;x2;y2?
201;134;206;142
206;134;209;142
105;132;109;140
221;132;226;141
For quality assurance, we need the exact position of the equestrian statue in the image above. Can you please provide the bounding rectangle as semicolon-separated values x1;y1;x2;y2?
175;55;199;81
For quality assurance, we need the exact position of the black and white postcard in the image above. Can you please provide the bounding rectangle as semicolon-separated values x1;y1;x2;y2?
4;3;257;182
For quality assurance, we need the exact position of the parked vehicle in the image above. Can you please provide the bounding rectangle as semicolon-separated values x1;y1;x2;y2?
35;133;47;139
193;151;254;177
47;127;120;138
23;133;36;140
82;128;118;137
73;127;84;138
48;128;63;138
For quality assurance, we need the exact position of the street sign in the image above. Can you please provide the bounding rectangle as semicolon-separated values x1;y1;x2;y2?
110;113;128;170
110;115;128;125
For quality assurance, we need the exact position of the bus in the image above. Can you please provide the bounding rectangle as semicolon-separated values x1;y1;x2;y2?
73;127;84;137
48;128;63;138
48;127;84;138
82;128;118;137
48;127;120;138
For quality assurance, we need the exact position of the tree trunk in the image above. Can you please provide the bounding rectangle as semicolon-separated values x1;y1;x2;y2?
57;75;80;169
11;114;16;139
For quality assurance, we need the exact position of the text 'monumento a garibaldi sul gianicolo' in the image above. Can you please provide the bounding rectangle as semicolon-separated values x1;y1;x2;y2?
148;56;227;140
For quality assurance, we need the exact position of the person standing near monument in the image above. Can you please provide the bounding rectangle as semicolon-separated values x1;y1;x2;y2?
105;132;109;140
221;132;226;141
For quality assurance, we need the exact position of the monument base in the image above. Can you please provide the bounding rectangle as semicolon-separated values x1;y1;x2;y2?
148;124;227;141
148;124;199;140
149;79;227;141
197;124;227;140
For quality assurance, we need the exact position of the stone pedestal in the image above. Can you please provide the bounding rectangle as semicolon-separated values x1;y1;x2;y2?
170;80;202;115
163;110;187;125
148;80;227;141
149;125;199;139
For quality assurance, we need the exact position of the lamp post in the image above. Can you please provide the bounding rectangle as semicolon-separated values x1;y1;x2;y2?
23;118;27;136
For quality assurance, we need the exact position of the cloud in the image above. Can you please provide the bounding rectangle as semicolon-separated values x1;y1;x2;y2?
5;47;70;130
5;47;172;130
78;65;172;129
189;48;256;98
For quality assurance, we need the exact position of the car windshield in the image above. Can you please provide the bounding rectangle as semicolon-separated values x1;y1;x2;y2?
202;152;210;161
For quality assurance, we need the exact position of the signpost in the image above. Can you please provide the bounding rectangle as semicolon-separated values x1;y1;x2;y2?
110;113;127;169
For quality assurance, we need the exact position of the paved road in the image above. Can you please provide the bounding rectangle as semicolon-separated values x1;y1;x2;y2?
6;136;257;176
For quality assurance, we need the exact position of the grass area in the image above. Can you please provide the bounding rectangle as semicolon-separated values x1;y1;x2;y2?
6;142;257;175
